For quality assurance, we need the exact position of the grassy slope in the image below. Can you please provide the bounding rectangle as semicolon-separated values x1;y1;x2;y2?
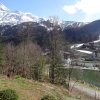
0;76;79;100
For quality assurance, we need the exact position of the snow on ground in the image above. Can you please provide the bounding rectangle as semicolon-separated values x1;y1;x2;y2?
70;43;83;49
93;39;100;43
77;50;92;54
76;44;84;48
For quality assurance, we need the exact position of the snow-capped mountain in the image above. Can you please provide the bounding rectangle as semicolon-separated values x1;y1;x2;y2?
0;3;86;28
61;21;86;29
0;3;46;25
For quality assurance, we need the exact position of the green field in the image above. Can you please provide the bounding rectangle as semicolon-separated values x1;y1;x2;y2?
66;69;100;87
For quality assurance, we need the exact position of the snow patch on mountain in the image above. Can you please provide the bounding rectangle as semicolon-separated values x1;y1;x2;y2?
0;3;9;11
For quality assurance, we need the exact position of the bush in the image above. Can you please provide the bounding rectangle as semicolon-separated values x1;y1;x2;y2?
0;89;18;100
15;75;25;80
76;95;81;99
41;95;57;100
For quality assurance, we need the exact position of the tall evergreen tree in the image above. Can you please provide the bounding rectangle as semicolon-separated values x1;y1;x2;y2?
48;27;66;84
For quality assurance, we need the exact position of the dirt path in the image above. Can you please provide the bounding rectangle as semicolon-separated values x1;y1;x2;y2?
69;81;100;100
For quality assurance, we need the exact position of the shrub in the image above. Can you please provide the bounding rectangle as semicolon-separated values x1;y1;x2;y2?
76;95;81;99
15;75;24;80
0;89;18;100
41;95;57;100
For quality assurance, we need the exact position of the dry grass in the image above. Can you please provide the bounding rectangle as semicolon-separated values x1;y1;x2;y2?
0;75;78;100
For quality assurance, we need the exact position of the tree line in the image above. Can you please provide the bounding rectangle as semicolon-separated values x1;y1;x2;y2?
0;22;68;86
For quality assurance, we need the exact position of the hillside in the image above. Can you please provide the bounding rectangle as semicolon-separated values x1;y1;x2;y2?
1;19;100;46
64;20;100;43
0;3;100;44
0;75;82;100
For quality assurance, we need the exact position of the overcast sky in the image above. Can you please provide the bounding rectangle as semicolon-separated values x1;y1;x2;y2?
1;0;100;22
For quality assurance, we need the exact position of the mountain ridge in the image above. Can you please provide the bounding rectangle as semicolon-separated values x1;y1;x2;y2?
0;3;86;28
0;3;100;44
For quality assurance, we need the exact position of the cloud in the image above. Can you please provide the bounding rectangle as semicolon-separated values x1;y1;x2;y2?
63;0;100;21
63;5;76;14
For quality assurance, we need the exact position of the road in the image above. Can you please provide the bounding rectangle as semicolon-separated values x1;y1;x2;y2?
64;64;100;71
69;81;100;100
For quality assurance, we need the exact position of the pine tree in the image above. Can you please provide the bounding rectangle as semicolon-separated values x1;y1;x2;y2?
48;28;66;84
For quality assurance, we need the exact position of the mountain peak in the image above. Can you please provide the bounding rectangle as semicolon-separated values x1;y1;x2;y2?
0;3;9;11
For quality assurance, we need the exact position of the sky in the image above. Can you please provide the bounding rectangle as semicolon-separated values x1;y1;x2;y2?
0;0;100;22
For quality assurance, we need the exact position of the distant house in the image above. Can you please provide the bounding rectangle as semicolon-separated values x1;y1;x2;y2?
64;58;72;66
92;50;100;60
63;52;70;59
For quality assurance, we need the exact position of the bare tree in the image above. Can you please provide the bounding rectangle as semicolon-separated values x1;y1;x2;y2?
3;43;15;77
15;41;45;79
3;41;45;80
